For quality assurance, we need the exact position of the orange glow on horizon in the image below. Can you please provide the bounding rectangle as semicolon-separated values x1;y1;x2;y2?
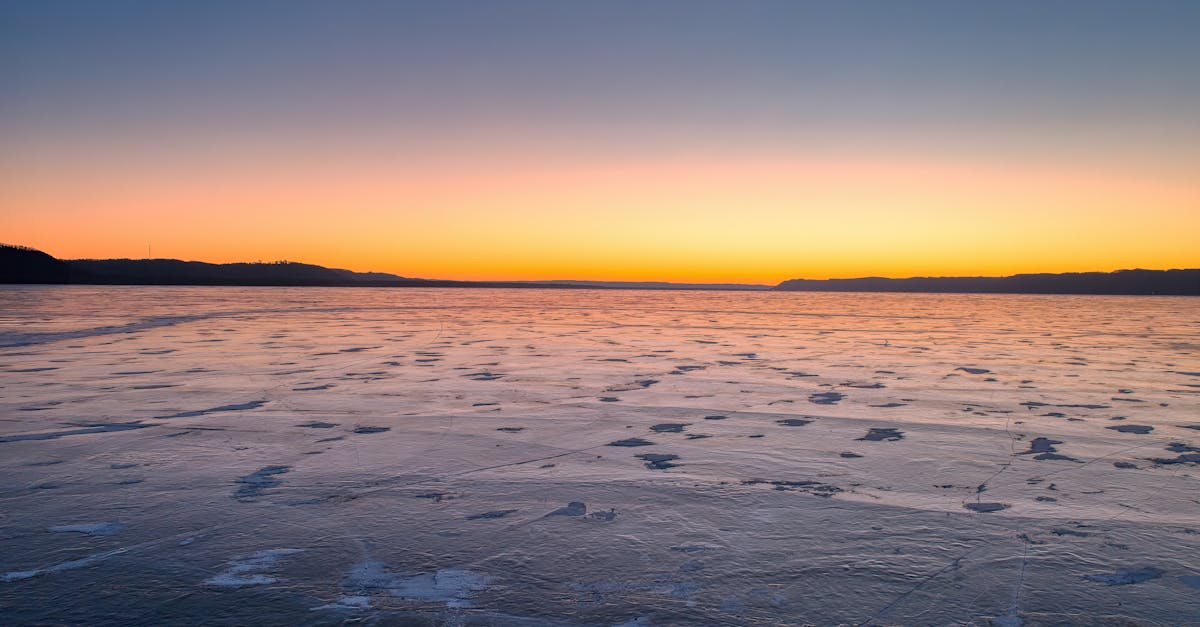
3;154;1197;284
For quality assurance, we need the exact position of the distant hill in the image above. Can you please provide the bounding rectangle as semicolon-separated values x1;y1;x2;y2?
67;258;411;286
0;245;579;289
774;270;1200;295
0;245;439;286
0;244;71;283
0;245;767;290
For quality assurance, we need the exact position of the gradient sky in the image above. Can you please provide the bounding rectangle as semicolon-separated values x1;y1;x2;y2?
3;0;1198;283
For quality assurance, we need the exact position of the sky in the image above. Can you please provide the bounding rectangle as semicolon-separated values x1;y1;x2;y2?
2;0;1198;283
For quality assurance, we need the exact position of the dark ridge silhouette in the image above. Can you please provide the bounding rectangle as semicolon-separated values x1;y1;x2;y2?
62;257;590;289
774;270;1200;295
1;244;71;283
0;245;592;289
3;244;1197;294
0;245;764;290
68;258;409;286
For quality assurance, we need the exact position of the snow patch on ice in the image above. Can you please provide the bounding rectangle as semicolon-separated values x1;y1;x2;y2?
342;559;493;608
3;547;128;582
204;549;304;587
312;595;372;611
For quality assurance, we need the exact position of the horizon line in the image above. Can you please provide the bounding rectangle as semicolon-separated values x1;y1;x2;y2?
5;242;1198;286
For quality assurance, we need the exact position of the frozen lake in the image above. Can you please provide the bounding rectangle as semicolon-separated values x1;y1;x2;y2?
1;286;1197;625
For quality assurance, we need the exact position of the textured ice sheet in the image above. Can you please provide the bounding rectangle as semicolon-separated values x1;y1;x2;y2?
1;286;1198;624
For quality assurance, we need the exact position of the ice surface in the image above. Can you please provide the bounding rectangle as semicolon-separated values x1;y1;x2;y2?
0;286;1198;624
48;522;123;536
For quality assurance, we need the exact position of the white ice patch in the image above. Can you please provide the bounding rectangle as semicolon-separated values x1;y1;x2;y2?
48;522;123;536
312;595;372;611
204;549;304;587
3;547;128;582
392;569;493;608
342;559;492;608
343;559;403;591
